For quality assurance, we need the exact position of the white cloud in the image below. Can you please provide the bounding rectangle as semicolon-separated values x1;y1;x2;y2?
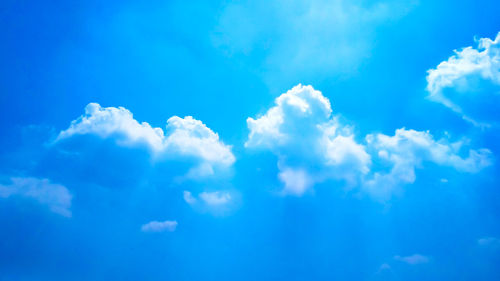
183;191;197;204
199;191;231;206
364;128;492;200
56;103;235;177
426;32;500;126
184;190;232;206
394;254;429;265
141;220;177;232
183;190;237;216
278;167;314;196
246;85;492;198
0;177;72;217
246;84;371;196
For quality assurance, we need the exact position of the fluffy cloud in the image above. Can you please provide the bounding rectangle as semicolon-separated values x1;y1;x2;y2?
246;85;492;198
394;254;429;265
246;84;371;195
141;220;178;232
426;32;500;127
56;103;235;178
364;128;492;200
0;177;72;217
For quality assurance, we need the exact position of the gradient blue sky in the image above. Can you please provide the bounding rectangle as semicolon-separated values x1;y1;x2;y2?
1;0;500;280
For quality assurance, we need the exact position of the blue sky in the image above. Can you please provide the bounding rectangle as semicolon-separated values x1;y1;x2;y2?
1;0;500;280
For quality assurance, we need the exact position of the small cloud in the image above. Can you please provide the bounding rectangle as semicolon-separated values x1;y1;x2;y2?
478;237;500;248
199;191;231;206
379;263;391;271
440;178;449;183
141;220;177;233
184;190;232;206
394;254;429;265
183;190;238;215
278;168;313;196
183;191;197;204
0;177;72;217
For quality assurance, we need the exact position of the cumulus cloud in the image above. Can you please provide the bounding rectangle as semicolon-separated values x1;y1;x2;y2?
364;128;492;200
141;220;178;232
394;254;429;265
246;84;371;196
0;177;72;217
426;32;500;126
246;85;492;198
56;103;235;178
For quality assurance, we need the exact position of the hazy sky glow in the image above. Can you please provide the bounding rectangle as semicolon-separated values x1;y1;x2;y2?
1;0;500;280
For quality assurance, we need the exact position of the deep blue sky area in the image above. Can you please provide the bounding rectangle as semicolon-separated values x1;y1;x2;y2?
1;0;500;280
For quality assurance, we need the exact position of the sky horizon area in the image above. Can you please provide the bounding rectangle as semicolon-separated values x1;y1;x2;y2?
1;0;500;280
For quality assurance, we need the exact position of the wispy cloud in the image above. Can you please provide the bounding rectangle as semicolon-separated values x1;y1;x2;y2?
394;254;430;265
0;177;72;217
213;0;416;84
478;237;500;248
184;190;232;206
141;220;178;233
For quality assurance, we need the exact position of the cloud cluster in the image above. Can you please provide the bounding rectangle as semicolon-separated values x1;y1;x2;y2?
141;220;178;232
426;32;500;126
364;128;491;200
8;83;490;221
246;85;492;198
0;177;72;217
56;103;235;178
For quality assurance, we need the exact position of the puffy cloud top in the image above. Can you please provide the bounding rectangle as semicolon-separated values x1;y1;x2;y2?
246;84;371;195
246;84;332;149
57;103;235;176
